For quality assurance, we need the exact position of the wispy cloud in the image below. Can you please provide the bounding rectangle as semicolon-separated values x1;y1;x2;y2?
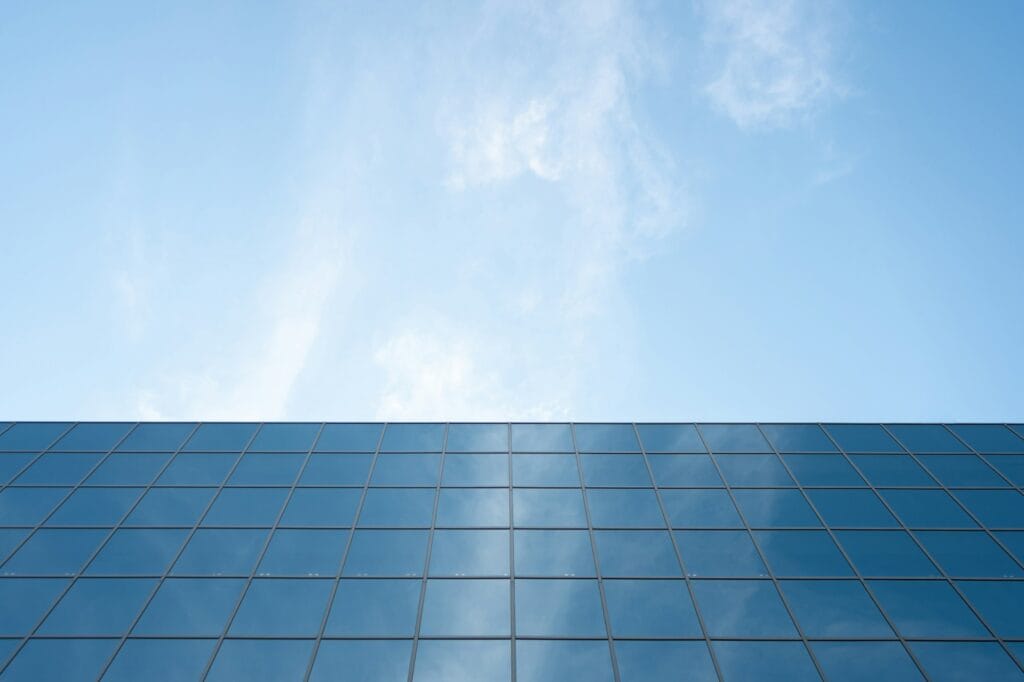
700;0;842;130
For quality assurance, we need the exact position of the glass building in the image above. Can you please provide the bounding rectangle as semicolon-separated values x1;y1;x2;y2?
0;421;1023;681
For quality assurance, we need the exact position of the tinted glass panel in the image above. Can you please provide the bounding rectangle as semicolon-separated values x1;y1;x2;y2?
574;424;640;452
826;424;901;453
371;454;440;486
248;423;320;452
581;454;651;486
0;454;32;484
593;530;680;576
660;489;742;528
86;453;169;485
15;453;102;485
125;488;214;527
851;454;935;486
413;640;510;682
0;488;68;525
315;423;383;452
636;424;705;453
513;489;587;528
299;454;372;486
104;639;216;682
117;423;195;452
919;454;1007;487
603;579;700;636
257;529;347;576
587;490;664;528
229;578;332;635
955;490;1024;527
3;529;107;575
281;488;361;527
359;489;435;527
1;638;117;681
183;423;258;451
910;642;1024;682
172;529;268;576
761;424;837;452
806;489;897;528
429;529;509;576
0;577;69;635
515;579;606;636
380;423;445;452
445;423;508;452
949;424;1024;453
443;454;508;486
699;424;770;453
712;642;820;682
511;424;574;453
732;489;819;527
514;530;595;577
227;454;304;485
647;454;722;486
419;579;510;636
0;423;72;451
869;580;987;637
516;640;614;682
38;578;155;635
783;454;864;486
133;578;245;635
881;490;977;528
436;488;508;527
692;580;796;636
836;530;939;577
47;488;142;526
716;454;794;486
157;453;238;485
206;639;312;682
614;641;716;682
887;424;968;453
52;423;133;451
985;455;1024;486
512;454;580;486
202;488;288;527
85;528;188;575
343;530;429;576
782;579;892;637
957;581;1024;638
754;530;852;577
812;641;923;682
0;529;29;562
676;530;767;577
326;579;421;636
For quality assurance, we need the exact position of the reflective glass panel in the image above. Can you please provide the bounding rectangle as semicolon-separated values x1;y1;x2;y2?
781;579;892;637
299;454;372;486
257;529;347;576
515;640;614;682
806;489;897;527
636;424;705;453
783;454;864;486
511;454;580;486
699;424;770;453
593;530;680;576
343;530;429;576
514;530;595;577
949;425;1024;453
315;423;383;452
692;579;797;637
371;453;440;486
761;424;837;452
614;641;716;682
86;528;188;575
955;490;1024;527
133;578;245;635
574;424;640;452
513;489;587;528
1;638;117;682
0;422;72;451
104;639;216;682
587;489;664;528
675;530;767;577
957;581;1024;638
248;423;320;452
881;490;977;528
660;489;742;528
985;455;1024;486
429;529;509;576
910;642;1024;682
0;578;69;635
229;578;332;635
325;579;421;636
227;454;304;485
716;454;794;486
202;488;288;526
868;580;987;637
826;424;901;453
812;641;923;682
580;454;651;486
443;454;508;486
86;453;169;485
380;423;445;452
311;640;411;682
647;454;722;486
887;424;968;453
754;530;853;576
46;488;142;526
732;489;819;528
918;454;1007;487
436;488;508;527
445;423;508;452
157;453;238;485
14;453;102;485
851;454;936;486
117;423;195;452
916;531;1022;577
183;423;258;452
515;579;606;636
603;579;700;636
413;640;510;682
206;639;312;682
712;642;820;682
280;488;361;527
38;577;155;635
836;530;939;576
3;529;107;576
511;424;574;453
0;454;32;484
0;488;67;525
419;579;510;636
359;489;435;527
172;529;268;576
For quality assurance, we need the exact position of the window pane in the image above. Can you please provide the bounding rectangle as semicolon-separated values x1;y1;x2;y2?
371;454;440;485
436;489;508;527
983;456;1024;486
647;454;722;486
826;424;901;453
732;489;819;528
806;489;897;528
1;639;117;681
955;490;1024;527
887;424;968;453
47;488;142;526
996;531;1024;564
248;423;320;452
227;454;304;485
761;424;837;452
299;454;372;486
157;453;238;485
917;531;1022;577
86;453;169;486
38;577;155;635
133;578;245;635
0;488;68;525
3;529;107;575
593;530;680;576
183;423;258;452
117;423;195;452
699;424;770;453
614;641;716;682
949;424;1024;453
0;453;33;484
713;642;819;682
359;489;435;527
919;454;1007;487
280;488;361;527
0;422;72;451
880;490;977;528
513;489;587;528
413;640;510;682
325;579;421;635
257;529;348;576
229;578;332;635
14;453;102;485
311;640;411;682
692;579;796;636
429;529;509;576
514;530;594;577
910;642;1024;682
957;581;1024;638
574;424;640;453
172;529;268;576
783;454;864;486
716;454;794;486
315;423;383;452
380;423;445;452
581;454;651;486
754;530;852;577
419;579;510;636
782;579;892;637
604;579;700;636
0;529;29;562
869;580;987;637
443;454;508;486
675;530;767;577
851;454;936;486
812;642;923;682
515;579;606;636
636;424;705;453
587;490;664;528
660;489;742;528
202;489;288;527
0;578;69;635
104;639;216;682
86;528;188;575
836;530;939;577
511;424;574;453
343;530;428;576
207;639;312;682
445;423;508;452
515;640;613;682
512;454;580;486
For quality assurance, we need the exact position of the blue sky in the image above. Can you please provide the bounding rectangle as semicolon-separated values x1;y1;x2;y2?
1;1;1022;422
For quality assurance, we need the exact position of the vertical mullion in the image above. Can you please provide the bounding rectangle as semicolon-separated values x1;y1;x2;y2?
570;423;621;682
632;423;724;682
693;424;828;682
508;423;516;682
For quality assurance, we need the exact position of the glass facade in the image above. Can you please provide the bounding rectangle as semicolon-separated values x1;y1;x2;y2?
0;421;1023;680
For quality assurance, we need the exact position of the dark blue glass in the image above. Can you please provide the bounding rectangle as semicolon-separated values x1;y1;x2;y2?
443;454;508;485
117;423;195;452
227;454;304;485
172;529;268;576
280;488;361;527
712;642;819;682
0;529;28;562
413;640;511;682
311;640;411;682
515;640;613;682
38;578;155;635
14;453;103;485
436;488;508;527
593;530;680;576
380;423;445;452
636;424;706;453
0;578;69;635
512;454;580;486
910;642;1024;682
0;639;117;681
207;639;313;682
52;423;133;451
419;579;510;636
86;528;188;575
574;423;640;452
359;489;435;527
299;454;372;485
917;531;1022;577
514;530;595;577
675;530;767;577
86;453;169;485
782;579;892;637
343;530;428;576
515;579;606;636
887;424;968;453
2;529;106;575
614;641;716;682
511;424;574;453
229;578;332;635
133;578;245;635
202;488;288;527
660;489;742;528
513;489;587;528
371;454;440;485
0;453;32;484
986;455;1024;486
315;423;384;452
46;488;142;526
647;454;722;486
0;422;72;451
806;489;897;527
869;580;987;637
587;489;665;528
429;529;509;576
0;488;67;525
104;639;216;682
851;454;936;486
581;454;651;486
919;454;1007;487
248;422;320;452
716;454;794;486
603;579;700;636
761;424;837;452
996;531;1024;563
812;642;924;682
754;530;853;576
326;579;421;635
445;423;508;452
692;580;796;636
826;424;901;453
257;529;347;576
699;424;770;452
183;423;258;451
783;454;865;486
732;489;820;527
836;530;939;576
957;581;1024;638
157;453;238;485
949;424;1024;453
881;489;977;528
955;490;1024;527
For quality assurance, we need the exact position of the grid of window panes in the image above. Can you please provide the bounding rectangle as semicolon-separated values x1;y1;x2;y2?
0;422;1023;681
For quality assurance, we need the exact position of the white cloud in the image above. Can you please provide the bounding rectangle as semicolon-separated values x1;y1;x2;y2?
700;0;841;129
